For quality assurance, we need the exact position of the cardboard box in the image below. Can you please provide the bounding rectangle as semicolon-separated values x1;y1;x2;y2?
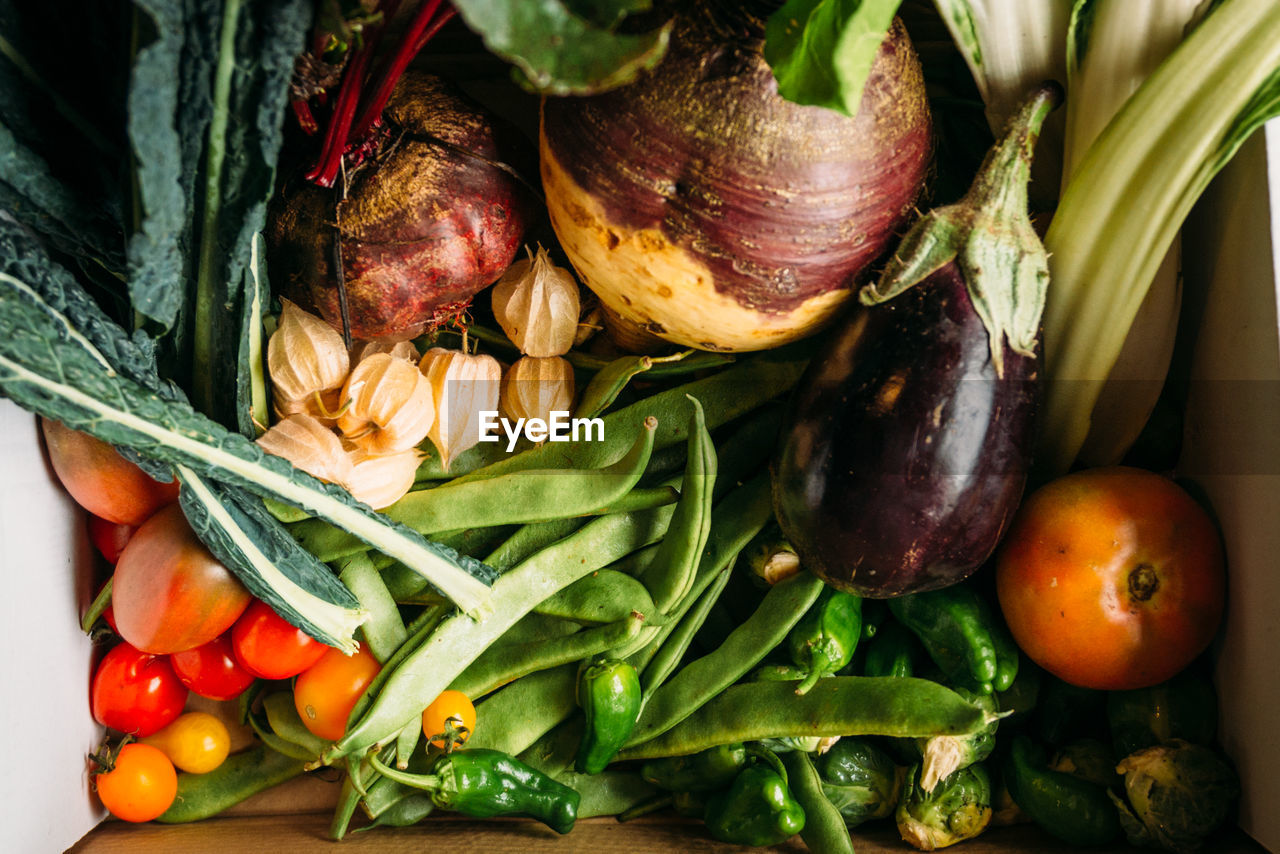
5;125;1276;854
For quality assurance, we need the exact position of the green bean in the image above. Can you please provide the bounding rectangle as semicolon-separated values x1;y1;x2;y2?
574;351;692;420
518;716;584;779
361;745;433;819
395;720;420;770
534;569;658;625
263;691;328;758
484;517;585;573
780;750;856;854
605;543;659;579
246;717;316;762
338;553;407;663
358;792;435;828
625;572;825;748
378;525;519;603
642;565;733;696
590;485;680;514
155;744;307;823
617;677;1001;761
557;770;662;818
292;418;657;562
450;612;648;699
466;664;580;756
417;347;806;482
498;611;583;646
638;397;715;614
330;775;363;840
328;496;678;763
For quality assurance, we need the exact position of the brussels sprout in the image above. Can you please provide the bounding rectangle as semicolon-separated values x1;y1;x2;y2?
1108;739;1239;852
896;762;993;850
813;737;903;827
917;686;999;791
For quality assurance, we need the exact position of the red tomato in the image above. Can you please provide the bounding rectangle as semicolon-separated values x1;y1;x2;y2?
996;467;1225;691
93;742;177;823
293;646;380;742
40;417;178;525
88;516;137;564
169;633;256;701
231;600;327;680
91;643;189;737
111;504;252;654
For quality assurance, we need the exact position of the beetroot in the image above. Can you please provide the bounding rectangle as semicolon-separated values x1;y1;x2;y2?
268;72;537;340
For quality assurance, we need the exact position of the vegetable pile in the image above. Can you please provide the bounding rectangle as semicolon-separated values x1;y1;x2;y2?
1;0;1273;850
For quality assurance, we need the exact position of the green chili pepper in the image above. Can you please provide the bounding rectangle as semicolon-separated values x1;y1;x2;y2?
789;588;862;694
576;659;643;774
862;619;917;678
641;743;748;792
704;762;806;846
888;583;1018;693
370;749;581;834
1003;733;1121;846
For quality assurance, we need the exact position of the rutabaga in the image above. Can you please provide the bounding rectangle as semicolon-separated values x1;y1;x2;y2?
0;219;496;626
1039;0;1280;473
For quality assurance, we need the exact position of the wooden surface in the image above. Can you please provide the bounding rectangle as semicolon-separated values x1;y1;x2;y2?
69;813;1266;853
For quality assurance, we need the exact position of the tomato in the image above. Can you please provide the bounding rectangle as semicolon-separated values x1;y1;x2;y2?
88;516;136;564
111;503;252;654
996;467;1225;691
91;643;188;737
141;711;231;774
231;600;327;680
421;690;476;749
169;633;256;701
93;742;178;822
293;646;380;742
40;417;178;525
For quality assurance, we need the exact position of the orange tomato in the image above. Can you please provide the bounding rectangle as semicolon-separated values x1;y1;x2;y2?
111;504;252;654
293;646;381;742
421;690;476;749
93;743;177;823
41;417;178;525
996;467;1225;690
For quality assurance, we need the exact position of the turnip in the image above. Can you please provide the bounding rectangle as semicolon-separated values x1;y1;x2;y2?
540;5;932;352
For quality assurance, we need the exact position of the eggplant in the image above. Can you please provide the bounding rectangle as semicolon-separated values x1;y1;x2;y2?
772;84;1062;598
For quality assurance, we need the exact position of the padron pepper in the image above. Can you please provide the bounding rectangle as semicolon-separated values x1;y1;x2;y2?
705;762;807;847
641;742;748;793
369;748;580;834
789;587;862;694
575;658;642;774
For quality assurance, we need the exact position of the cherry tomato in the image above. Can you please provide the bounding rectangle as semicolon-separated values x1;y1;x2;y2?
996;467;1225;691
231;600;327;680
111;503;252;654
88;516;136;564
93;742;177;822
421;690;476;749
293;646;380;742
91;643;188;737
141;711;231;774
40;417;178;525
169;633;256;701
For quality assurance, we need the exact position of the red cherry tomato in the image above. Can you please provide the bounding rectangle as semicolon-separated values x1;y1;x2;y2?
293;646;381;742
231;600;328;680
111;504;252;654
996;467;1226;690
88;516;137;564
90;643;188;737
169;633;256;701
93;742;177;823
40;417;178;525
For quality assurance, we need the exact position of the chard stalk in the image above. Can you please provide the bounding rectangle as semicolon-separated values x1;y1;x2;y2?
1039;0;1280;472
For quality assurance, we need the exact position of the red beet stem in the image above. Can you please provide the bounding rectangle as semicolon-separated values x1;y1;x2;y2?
348;0;452;143
291;99;319;135
306;46;373;186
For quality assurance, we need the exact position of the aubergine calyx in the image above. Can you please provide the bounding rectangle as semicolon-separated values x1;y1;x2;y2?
860;82;1063;379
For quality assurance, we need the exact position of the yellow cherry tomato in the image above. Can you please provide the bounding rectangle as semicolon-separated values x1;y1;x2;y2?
421;690;476;749
141;711;231;774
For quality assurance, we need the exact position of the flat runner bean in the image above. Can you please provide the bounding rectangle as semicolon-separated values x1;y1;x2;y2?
625;572;825;748
574;351;693;420
617;677;1000;761
641;565;733;696
338;553;407;662
534;569;659;625
781;750;856;854
156;744;307;823
465;664;579;757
